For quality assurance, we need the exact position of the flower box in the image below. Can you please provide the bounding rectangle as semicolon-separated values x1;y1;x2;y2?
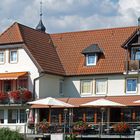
9;90;21;103
21;90;32;102
36;119;49;133
113;122;130;134
0;92;9;103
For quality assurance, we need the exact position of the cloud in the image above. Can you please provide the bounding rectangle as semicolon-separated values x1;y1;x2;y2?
0;0;140;33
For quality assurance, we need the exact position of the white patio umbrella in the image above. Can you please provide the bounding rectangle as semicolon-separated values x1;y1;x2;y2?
28;97;73;107
28;97;73;124
80;98;126;107
133;100;140;103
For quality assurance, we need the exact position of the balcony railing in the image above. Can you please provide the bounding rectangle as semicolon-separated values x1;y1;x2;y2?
124;60;140;73
27;121;139;139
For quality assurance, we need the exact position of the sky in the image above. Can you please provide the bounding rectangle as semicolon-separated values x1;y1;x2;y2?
0;0;140;33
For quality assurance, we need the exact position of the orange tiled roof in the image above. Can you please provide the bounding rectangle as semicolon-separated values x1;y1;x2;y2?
31;95;140;108
0;23;65;75
51;26;137;75
0;22;138;76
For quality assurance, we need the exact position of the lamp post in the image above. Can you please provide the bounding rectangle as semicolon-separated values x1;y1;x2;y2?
100;107;105;136
26;109;29;134
64;108;68;134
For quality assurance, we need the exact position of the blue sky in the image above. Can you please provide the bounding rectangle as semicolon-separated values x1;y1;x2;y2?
0;0;140;33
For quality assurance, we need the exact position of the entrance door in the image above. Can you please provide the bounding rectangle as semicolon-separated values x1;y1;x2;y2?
110;108;121;122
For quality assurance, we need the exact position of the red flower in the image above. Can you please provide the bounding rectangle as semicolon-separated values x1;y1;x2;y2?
0;92;8;100
22;90;32;101
9;90;20;100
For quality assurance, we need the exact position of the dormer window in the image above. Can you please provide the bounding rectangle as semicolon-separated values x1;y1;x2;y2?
86;54;97;66
82;44;103;66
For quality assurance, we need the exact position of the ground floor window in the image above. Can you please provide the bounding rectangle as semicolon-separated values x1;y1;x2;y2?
20;109;26;123
8;109;26;123
0;110;4;123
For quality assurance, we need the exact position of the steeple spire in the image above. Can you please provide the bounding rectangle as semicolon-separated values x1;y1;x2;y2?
36;0;46;32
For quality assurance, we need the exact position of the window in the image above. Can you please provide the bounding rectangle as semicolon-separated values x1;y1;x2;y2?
96;79;107;95
131;47;140;60
8;109;18;123
86;54;97;66
4;80;12;92
59;80;64;95
0;110;4;123
126;78;137;93
20;109;26;123
0;51;4;64
10;50;17;63
81;80;92;95
8;109;26;123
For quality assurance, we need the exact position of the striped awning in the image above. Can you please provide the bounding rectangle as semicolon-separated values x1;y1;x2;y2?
0;72;28;80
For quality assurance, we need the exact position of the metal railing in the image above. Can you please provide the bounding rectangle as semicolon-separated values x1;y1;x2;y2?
30;121;140;137
124;60;140;72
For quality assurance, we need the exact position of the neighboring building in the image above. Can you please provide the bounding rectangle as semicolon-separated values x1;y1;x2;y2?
0;19;140;135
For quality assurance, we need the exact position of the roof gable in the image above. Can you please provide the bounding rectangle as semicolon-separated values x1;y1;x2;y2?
0;22;23;45
0;22;65;75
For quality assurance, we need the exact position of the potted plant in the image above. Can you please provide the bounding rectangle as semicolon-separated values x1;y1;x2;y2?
9;90;21;103
73;121;87;134
113;122;130;134
21;90;32;103
0;92;8;103
36;119;49;133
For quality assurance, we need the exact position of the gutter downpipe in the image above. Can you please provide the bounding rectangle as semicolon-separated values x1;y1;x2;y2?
33;72;45;100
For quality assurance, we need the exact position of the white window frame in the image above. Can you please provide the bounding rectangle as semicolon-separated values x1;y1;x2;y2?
126;78;137;94
80;80;93;96
10;50;18;63
86;54;97;66
0;50;5;64
95;79;107;95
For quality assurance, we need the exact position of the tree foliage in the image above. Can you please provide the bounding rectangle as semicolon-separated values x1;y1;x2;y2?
0;128;24;140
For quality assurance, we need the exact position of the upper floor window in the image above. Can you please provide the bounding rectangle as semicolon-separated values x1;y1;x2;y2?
96;79;107;95
0;51;5;64
81;80;92;95
82;44;103;67
59;80;64;96
131;47;140;60
86;54;97;66
126;78;137;93
10;50;18;63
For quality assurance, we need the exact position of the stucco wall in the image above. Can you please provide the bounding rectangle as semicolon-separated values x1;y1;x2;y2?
0;48;39;94
39;74;64;98
63;74;139;97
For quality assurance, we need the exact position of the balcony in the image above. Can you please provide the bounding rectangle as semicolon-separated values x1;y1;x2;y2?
0;90;32;104
124;60;140;74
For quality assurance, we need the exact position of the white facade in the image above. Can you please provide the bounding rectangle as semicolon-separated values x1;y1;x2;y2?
63;74;140;97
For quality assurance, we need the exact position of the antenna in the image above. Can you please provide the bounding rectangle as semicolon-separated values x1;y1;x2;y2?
40;0;43;20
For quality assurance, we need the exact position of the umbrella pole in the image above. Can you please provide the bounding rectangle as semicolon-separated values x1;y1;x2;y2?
48;106;51;125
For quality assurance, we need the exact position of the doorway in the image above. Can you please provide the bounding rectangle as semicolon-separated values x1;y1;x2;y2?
110;108;121;122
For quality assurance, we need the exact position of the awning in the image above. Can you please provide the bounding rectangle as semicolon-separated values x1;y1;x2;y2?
0;72;28;80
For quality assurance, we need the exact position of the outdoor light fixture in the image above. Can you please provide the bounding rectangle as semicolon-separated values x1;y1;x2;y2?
64;108;68;134
100;107;105;136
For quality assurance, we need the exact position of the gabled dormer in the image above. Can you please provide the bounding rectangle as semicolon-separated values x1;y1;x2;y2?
122;27;140;74
82;44;103;66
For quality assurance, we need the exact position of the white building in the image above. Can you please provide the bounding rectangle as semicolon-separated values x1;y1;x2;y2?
0;20;140;135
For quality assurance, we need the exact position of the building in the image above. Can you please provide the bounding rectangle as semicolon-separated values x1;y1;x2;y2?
0;19;140;138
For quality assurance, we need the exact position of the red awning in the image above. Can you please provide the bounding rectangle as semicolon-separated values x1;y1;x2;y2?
0;72;28;80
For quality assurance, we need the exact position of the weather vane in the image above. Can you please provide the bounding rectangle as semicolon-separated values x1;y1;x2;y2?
40;0;43;20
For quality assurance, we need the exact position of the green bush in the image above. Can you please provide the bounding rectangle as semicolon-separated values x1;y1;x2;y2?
0;127;24;140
